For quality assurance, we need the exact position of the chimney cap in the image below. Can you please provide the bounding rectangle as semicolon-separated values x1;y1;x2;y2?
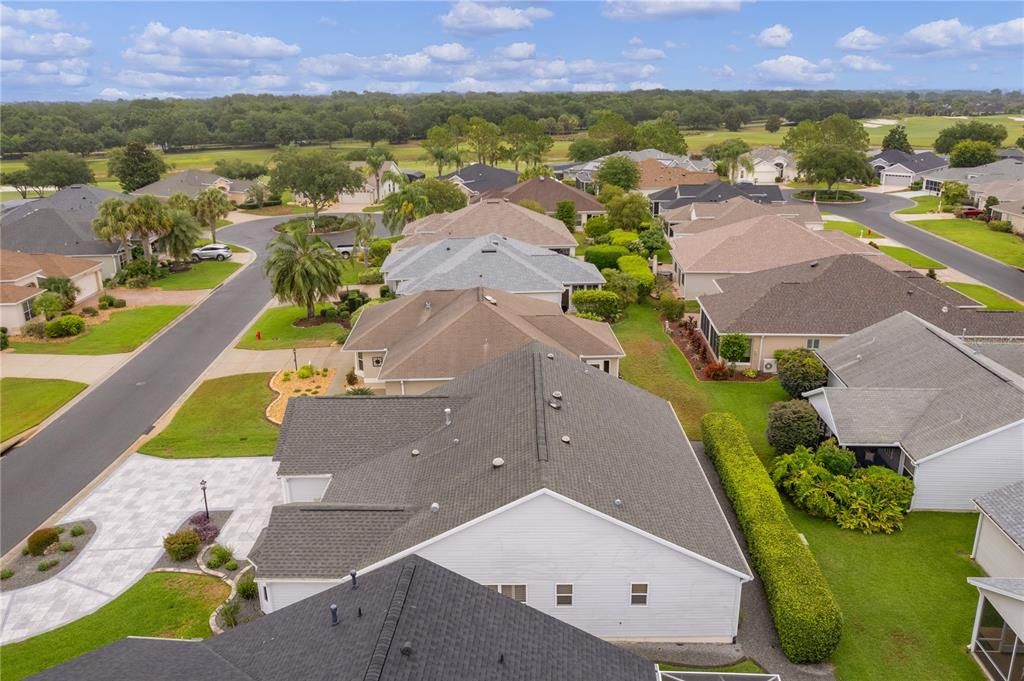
492;457;505;468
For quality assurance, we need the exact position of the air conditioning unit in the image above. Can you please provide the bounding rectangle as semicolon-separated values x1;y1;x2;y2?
761;358;778;373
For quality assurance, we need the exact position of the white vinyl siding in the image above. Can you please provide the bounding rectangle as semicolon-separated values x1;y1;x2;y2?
281;476;331;503
258;579;341;613
975;514;1024;578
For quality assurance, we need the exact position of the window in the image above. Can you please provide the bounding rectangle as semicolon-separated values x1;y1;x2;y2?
485;584;527;603
22;300;34;322
556;584;573;607
357;353;364;371
630;583;648;606
371;356;383;368
806;338;821;350
262;585;268;601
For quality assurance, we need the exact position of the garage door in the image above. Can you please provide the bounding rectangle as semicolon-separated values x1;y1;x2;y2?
882;172;913;187
338;190;374;203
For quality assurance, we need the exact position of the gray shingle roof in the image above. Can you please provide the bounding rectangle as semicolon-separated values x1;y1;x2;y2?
1;185;125;256
869;149;948;173
650;181;784;209
383;233;602;294
132;169;256;199
441;163;520;194
969;577;1024;600
255;343;749;579
922;158;1024;184
815;312;1024;460
969;343;1024;376
975;480;1024;551
31;556;657;681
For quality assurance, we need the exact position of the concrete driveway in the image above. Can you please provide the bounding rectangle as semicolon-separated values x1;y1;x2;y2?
0;454;281;644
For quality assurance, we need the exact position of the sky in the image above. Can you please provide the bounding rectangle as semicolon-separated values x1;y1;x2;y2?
1;1;1023;102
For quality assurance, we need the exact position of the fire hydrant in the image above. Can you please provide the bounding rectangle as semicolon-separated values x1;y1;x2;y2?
255;330;262;341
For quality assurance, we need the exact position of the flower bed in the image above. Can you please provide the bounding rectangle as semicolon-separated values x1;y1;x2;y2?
666;317;772;382
266;366;337;424
0;520;96;591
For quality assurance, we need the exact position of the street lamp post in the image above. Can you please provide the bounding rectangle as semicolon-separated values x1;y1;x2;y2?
292;348;298;371
200;479;209;521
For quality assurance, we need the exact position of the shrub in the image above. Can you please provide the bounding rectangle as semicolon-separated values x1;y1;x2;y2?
368;239;393;265
27;527;59;556
336;328;350;344
854;466;914;512
81;306;98;317
571;289;622;322
702;358;730;380
988;220;1012;233
37;559;59;572
793;189;861;202
237;573;258;600
584;244;629;270
59;542;74;553
297;365;314;379
125;275;150;288
98;301;109;310
909;179;923;190
99;293;115;306
776;348;827;399
225;559;238;571
743;368;758;379
207;544;234;569
659;294;687;322
601;268;640;306
45;315;85;338
583;215;611;239
341;290;369;313
221;600;241;628
0;328;6;350
0;568;13;580
346;386;374;395
638;228;668;258
607;229;639;246
21;320;47;338
163;529;201;561
719;333;750;366
616;255;654;297
32;291;66;320
555;200;578;230
55;526;65;534
702;413;843;663
112;298;127;308
346;369;358;386
357;268;384;285
575;311;603;321
767;400;821;454
379;285;394;299
816;439;856;477
70;525;85;537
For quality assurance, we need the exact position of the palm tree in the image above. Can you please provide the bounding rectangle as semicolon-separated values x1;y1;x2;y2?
716;154;754;183
345;215;377;267
421;143;454;177
381;181;430;235
194;187;233;244
92;198;135;260
40;276;80;309
167;192;195;213
264;228;343;320
160;209;203;263
364;149;388;203
125;195;171;260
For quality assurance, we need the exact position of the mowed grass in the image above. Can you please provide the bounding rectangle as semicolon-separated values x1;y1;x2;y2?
155;260;241;290
0;378;87;441
0;572;228;681
658;660;765;673
140;373;279;458
825;220;874;238
236;305;343;350
614;303;787;459
878;245;946;269
340;260;370;285
195;238;247;253
909;219;1024;268
9;306;187;355
789;510;985;681
896;194;942;214
946;282;1024;310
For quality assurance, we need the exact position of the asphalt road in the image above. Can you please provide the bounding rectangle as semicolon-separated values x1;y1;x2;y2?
813;191;1024;301
0;213;360;553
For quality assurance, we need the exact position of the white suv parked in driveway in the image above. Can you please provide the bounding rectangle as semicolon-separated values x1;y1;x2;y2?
191;243;233;262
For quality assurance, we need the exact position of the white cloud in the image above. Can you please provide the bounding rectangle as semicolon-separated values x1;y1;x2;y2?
753;54;835;85
902;17;1024;55
0;3;63;29
99;87;131;99
3;56;88;86
365;80;422;94
422;42;473;62
317;16;337;27
125;22;299;62
573;82;618;92
664;39;686;48
628;36;644;46
629;81;664;90
603;0;743;21
840;54;892;72
710;64;736;79
835;26;884;50
756;24;792;48
0;58;25;72
302;81;331;95
0;25;91;58
494;42;536;59
440;1;552;35
622;45;666;60
301;51;439;80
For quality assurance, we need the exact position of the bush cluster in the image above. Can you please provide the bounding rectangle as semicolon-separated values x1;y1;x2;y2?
163;529;201;561
584;244;629;270
206;544;235;569
45;314;85;338
571;289;622;322
702;358;730;380
771;441;914;534
21;320;47;338
658;294;686;322
357;267;384;285
702;413;843;663
27;527;60;556
775;348;827;399
189;511;221;544
987;220;1013;233
616;255;654;297
583;215;611;239
112;258;163;288
766;399;821;454
607;229;639;247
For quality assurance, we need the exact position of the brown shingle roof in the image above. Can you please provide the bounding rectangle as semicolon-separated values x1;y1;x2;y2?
664;196;822;232
22;252;101;278
482;177;604;213
397;199;577;251
0;250;44;281
344;288;623;380
637;159;717;190
0;283;43;304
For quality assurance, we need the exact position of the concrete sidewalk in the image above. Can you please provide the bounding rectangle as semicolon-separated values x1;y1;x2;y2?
0;353;129;383
205;346;353;379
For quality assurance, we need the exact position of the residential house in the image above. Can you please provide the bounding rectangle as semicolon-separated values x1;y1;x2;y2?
343;288;624;394
30;555;663;681
736;147;796;184
867;149;948;188
0;185;127;278
920;158;1024;195
562;149;715;192
0;250;104;334
998;147;1024;160
133;168;258;203
635;159;718;195
661;196;823;237
971;180;1024;208
396;199;578;255
669;214;874;298
480;176;606;225
441;163;520;197
991;200;1024;235
967;482;1024;681
804;312;1024;511
649;181;784;216
340;160;404;204
381;234;604;309
251;343;752;642
696;253;1024;370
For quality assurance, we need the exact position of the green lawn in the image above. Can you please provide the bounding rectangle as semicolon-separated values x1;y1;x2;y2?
573;231;590;257
236;305;344;350
614;303;787;459
9;306;188;355
786;181;866;191
340;259;370;285
195;238;246;253
790;510;985;681
909;219;1024;268
946;282;1024;310
155;260;241;290
140;373;279;458
878;245;946;269
825;220;873;238
896;195;942;214
0;378;87;442
658;660;764;673
0;572;228;681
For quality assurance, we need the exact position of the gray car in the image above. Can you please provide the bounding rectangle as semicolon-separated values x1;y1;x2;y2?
191;243;233;261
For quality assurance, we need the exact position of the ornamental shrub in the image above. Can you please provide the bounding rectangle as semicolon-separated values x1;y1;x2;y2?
574;311;604;321
22;320;46;338
555;200;578;230
601;268;640;307
701;413;842;663
45;315;85;338
658;294;687;322
853;466;914;512
0;328;7;350
571;289;622;322
163;529;201;561
816;439;856;477
99;293;115;306
357;268;384;285
237;573;258;600
224;559;238;571
81;306;98;317
583;215;611;239
1;568;13;580
584;244;629;271
70;525;85;537
346;369;358;386
207;544;234;569
616;255;654;297
27;527;60;556
368;239;393;265
112;298;127;308
776;348;827;399
987;220;1012;233
766;400;821;454
607;229;639;247
37;559;59;572
59;542;74;553
297;365;314;379
702;358;730;380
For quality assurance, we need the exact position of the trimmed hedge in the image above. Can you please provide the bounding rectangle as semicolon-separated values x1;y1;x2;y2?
616;254;655;297
584;244;630;270
571;289;622;322
702;412;843;663
607;229;639;246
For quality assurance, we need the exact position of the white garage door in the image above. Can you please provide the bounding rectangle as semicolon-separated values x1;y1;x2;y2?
338;190;374;204
882;172;913;187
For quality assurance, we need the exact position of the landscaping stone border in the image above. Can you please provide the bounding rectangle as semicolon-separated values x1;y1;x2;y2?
0;520;97;592
152;510;233;571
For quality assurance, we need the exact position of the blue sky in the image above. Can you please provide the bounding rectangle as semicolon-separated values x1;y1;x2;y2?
1;1;1022;101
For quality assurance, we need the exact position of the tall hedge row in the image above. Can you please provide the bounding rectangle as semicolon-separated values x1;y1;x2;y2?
584;244;630;270
701;412;843;663
617;254;655;296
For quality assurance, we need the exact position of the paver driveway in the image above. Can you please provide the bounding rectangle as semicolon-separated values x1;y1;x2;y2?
0;454;280;644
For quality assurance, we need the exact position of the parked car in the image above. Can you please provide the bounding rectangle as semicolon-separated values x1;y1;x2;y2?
334;244;354;259
956;206;984;219
191;243;233;261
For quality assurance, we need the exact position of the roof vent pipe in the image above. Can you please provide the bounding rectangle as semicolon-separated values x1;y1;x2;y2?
350;570;358;589
492;457;505;468
400;642;413;656
430;502;440;513
444;407;452;426
330;604;339;626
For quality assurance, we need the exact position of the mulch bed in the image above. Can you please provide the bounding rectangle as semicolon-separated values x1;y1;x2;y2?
0;520;97;591
217;585;264;630
665;317;773;383
152;510;233;571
